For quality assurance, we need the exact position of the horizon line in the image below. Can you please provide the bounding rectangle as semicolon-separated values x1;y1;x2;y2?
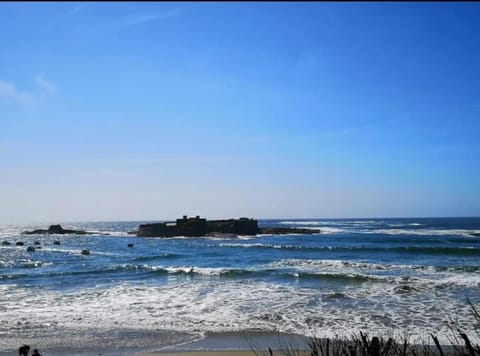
2;215;480;226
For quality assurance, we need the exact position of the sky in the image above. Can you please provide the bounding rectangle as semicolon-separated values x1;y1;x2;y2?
1;2;479;223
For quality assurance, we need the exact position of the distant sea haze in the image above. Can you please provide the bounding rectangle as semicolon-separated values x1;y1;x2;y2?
1;217;480;352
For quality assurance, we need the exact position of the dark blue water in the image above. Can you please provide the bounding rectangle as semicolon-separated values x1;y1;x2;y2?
1;217;480;347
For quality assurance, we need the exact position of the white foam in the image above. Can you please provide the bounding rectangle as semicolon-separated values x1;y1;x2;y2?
279;221;328;226
261;258;480;288
277;221;480;237
0;260;14;268
367;228;480;237
101;230;128;235
19;259;52;268
316;227;345;234
237;235;257;240
219;243;297;250
279;220;384;229
280;220;377;225
36;247;118;257
164;266;228;276
0;280;478;345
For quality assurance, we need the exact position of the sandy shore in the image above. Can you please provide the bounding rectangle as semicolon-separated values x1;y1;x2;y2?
0;330;310;356
134;331;310;356
138;351;309;356
138;352;256;356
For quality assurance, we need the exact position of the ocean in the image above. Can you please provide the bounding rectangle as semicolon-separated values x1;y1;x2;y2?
1;217;480;354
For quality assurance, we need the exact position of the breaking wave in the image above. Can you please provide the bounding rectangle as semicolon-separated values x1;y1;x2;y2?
220;243;480;255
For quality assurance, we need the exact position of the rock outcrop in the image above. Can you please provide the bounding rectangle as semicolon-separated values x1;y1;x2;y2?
23;225;90;235
137;216;259;237
137;216;321;237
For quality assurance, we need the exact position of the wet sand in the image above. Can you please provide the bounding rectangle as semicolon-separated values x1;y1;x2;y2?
136;331;310;356
0;330;310;356
163;331;308;349
138;351;309;356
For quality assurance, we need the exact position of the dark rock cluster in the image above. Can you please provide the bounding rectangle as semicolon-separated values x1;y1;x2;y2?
23;224;95;235
137;216;321;237
23;224;87;235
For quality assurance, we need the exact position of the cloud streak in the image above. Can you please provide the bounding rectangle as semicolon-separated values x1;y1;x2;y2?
0;81;34;105
35;74;56;93
65;3;88;17
74;8;182;35
117;8;182;29
315;118;409;140
0;75;57;107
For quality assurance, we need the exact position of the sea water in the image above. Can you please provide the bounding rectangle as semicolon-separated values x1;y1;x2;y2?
1;218;480;353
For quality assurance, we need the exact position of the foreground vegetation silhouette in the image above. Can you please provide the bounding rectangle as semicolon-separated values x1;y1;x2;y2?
251;299;480;356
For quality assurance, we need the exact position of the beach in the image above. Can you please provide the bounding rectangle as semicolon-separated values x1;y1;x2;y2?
138;352;258;356
0;330;309;356
137;352;306;356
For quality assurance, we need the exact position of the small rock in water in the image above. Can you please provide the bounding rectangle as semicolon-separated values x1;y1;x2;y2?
81;249;90;255
34;241;41;245
394;285;415;294
16;241;24;246
26;246;35;252
53;240;60;245
127;243;134;248
1;241;11;246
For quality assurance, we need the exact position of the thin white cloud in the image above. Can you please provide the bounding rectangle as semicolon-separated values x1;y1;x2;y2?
76;8;182;34
65;3;88;17
0;75;56;107
0;80;34;106
119;8;182;28
316;118;409;139
35;74;56;94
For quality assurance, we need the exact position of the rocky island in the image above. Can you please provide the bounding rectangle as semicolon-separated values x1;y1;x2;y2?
23;224;94;235
136;215;320;237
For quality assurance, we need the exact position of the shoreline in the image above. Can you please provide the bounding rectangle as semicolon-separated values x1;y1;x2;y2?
0;329;468;356
134;331;471;356
137;352;309;356
0;330;310;356
152;331;310;352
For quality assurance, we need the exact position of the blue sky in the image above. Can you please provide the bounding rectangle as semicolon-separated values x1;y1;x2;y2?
1;2;479;223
